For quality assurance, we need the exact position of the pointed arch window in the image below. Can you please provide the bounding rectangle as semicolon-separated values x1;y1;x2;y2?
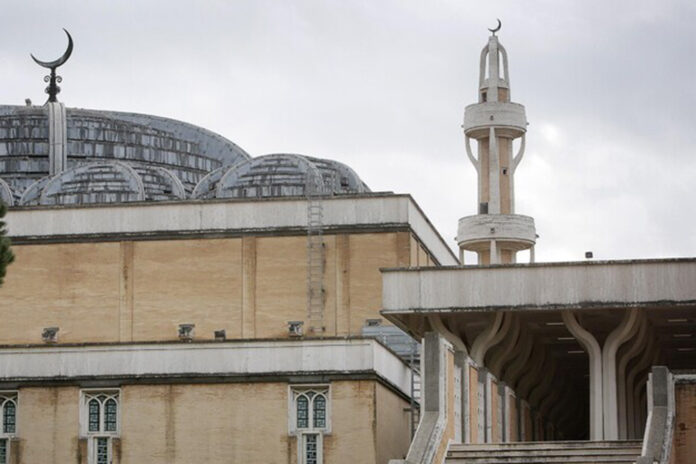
81;390;120;464
0;393;18;464
292;388;329;432
290;386;330;464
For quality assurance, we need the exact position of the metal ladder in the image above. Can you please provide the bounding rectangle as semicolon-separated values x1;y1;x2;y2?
306;173;325;334
409;341;421;439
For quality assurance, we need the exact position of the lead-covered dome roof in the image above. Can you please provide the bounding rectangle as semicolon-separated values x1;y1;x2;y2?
192;153;370;199
0;105;371;206
0;104;251;201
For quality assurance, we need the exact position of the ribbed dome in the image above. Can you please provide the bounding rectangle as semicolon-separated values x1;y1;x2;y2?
192;153;370;199
0;104;251;199
21;162;145;206
18;161;191;206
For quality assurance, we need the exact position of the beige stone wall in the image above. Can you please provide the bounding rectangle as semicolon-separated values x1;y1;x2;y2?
16;387;80;464
374;383;410;464
0;230;432;344
672;382;696;464
9;380;403;464
0;243;121;344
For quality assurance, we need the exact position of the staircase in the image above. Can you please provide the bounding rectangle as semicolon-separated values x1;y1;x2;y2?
446;440;642;464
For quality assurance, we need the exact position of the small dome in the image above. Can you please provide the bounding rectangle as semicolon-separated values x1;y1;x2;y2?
20;161;145;206
0;178;15;206
192;153;370;199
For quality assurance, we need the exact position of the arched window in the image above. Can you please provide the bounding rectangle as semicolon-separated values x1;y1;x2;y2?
297;395;309;429
313;395;326;429
0;392;18;464
293;388;329;431
81;390;120;464
2;401;15;435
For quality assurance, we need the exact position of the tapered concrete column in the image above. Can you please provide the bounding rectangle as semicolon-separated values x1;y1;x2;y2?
470;312;506;443
618;317;647;439
528;358;557;408
627;335;656;439
428;315;469;443
516;345;545;398
602;308;640;439
503;332;533;387
562;311;603;440
488;314;521;379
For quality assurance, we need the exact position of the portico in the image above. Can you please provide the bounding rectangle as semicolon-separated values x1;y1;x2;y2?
382;258;696;442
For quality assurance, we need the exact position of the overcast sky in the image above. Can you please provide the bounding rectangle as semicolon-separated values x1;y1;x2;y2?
1;0;695;262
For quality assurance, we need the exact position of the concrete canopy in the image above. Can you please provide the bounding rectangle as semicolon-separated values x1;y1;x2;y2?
381;258;696;438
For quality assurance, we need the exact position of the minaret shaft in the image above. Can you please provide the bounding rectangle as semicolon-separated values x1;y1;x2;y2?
458;29;536;265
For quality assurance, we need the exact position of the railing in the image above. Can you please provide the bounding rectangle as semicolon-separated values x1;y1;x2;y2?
636;366;675;464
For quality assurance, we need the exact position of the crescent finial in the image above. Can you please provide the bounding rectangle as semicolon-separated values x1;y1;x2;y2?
31;29;73;70
488;19;502;35
31;29;73;103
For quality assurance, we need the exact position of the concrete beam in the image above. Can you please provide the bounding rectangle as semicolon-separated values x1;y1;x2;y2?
383;259;696;316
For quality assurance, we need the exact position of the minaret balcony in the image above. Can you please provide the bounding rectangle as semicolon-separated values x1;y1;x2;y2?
457;213;536;252
463;101;527;139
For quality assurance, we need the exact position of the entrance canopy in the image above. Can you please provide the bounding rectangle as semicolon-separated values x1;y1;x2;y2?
381;258;696;440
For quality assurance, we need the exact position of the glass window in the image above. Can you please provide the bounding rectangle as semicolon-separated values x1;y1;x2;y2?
88;399;100;432
96;437;109;464
2;402;14;435
297;395;309;429
104;399;117;432
313;395;326;429
304;433;318;464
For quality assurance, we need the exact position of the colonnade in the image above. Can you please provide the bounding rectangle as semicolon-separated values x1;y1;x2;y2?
425;308;658;444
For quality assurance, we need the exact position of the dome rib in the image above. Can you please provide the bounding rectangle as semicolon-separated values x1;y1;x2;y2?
0;178;15;206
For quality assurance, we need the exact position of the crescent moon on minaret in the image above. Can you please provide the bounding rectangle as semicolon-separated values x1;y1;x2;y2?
488;19;502;34
31;28;73;69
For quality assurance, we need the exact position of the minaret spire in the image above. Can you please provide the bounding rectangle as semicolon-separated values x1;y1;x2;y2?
458;23;537;265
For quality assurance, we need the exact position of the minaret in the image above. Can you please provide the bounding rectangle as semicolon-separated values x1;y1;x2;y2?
458;22;536;265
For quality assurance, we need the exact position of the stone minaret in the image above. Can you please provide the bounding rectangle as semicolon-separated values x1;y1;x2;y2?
458;25;536;265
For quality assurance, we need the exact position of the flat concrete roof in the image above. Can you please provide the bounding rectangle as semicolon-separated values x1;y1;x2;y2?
0;338;412;398
382;258;696;314
6;193;459;266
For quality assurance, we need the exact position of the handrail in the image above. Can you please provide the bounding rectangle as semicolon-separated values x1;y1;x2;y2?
636;366;675;464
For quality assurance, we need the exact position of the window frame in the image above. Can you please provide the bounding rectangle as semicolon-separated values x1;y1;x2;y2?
0;392;18;464
79;389;121;438
288;385;331;436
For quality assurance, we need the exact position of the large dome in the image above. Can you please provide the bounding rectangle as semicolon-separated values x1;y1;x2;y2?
192;153;370;199
0;105;371;206
0;105;251;202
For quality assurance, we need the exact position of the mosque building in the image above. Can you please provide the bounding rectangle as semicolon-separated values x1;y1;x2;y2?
0;24;695;464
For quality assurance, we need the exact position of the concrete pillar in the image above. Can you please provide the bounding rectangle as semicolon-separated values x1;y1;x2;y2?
602;308;640;439
503;332;533;388
617;317;647;439
428;315;469;444
562;311;604;440
488;314;521;380
627;335;656;439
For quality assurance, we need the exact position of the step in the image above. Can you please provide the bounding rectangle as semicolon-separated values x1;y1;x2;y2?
445;456;640;464
448;440;641;451
446;441;641;464
447;448;640;459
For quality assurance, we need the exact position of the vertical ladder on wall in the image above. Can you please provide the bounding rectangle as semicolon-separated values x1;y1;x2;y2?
410;341;421;439
306;172;325;334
